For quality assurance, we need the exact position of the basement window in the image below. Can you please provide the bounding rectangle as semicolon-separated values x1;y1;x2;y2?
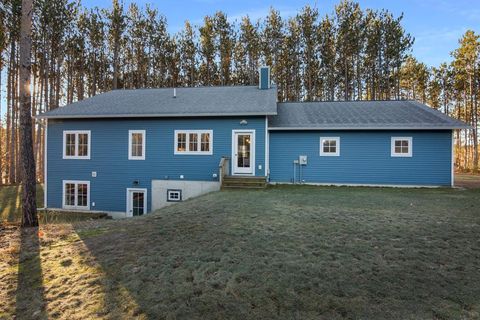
167;189;182;202
63;180;90;210
391;137;412;157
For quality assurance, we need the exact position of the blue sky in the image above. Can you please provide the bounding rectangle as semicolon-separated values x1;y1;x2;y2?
83;0;480;67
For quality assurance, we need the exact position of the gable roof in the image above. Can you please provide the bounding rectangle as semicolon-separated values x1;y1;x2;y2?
37;86;277;119
269;100;470;130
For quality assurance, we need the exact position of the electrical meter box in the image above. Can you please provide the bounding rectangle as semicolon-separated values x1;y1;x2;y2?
299;155;307;165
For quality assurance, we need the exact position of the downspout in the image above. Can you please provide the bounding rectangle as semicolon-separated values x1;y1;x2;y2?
451;129;455;187
265;116;269;180
293;161;296;184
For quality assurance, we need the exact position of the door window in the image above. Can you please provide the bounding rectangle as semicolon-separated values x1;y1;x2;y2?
237;134;251;168
132;191;145;216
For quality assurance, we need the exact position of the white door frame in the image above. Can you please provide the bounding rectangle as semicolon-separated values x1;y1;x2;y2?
126;188;147;217
231;129;255;176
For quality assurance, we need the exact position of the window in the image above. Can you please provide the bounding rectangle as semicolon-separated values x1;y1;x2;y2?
129;130;146;160
320;137;340;156
174;130;213;155
63;130;91;159
167;189;182;202
391;137;412;157
63;180;90;210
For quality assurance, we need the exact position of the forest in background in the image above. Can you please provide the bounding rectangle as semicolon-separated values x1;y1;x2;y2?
0;0;478;184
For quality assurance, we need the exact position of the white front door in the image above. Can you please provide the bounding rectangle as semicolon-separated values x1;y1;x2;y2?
126;188;147;217
232;130;255;175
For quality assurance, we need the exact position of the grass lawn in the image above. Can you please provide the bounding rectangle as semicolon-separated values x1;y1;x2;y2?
1;185;480;319
1;185;107;224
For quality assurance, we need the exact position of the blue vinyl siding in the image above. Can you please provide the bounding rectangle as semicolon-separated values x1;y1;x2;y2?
47;116;266;213
269;130;452;186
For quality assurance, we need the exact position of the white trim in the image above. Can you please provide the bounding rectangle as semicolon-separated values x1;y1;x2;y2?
37;111;278;119
451;130;455;187
174;130;213;155
167;189;182;202
265;116;269;178
231;129;256;175
128;130;146;160
44;119;48;208
268;126;469;131
391;137;412;157
269;181;443;188
320;137;340;156
126;188;148;217
62;130;91;159
62;180;90;210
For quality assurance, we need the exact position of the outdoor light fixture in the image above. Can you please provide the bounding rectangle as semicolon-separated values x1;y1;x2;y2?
240;119;248;125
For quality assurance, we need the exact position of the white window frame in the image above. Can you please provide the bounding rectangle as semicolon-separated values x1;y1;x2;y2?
167;189;182;202
128;130;146;160
174;130;213;155
62;180;90;210
391;137;413;157
126;188;148;217
63;130;91;159
320;137;340;156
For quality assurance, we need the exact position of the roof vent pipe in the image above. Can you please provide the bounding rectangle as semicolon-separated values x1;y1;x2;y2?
173;88;176;98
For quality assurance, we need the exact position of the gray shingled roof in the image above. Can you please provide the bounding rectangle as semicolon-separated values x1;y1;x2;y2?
37;86;277;119
269;100;470;130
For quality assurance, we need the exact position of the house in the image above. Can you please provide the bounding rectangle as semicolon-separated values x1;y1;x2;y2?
38;67;470;218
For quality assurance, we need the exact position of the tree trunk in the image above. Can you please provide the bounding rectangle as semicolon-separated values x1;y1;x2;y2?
19;0;38;227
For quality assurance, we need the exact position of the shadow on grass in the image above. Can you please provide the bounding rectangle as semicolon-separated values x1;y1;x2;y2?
0;184;44;223
3;185;20;222
15;227;47;319
73;222;151;318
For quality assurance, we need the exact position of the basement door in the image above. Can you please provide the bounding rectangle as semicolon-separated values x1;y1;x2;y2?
126;188;147;217
232;130;255;175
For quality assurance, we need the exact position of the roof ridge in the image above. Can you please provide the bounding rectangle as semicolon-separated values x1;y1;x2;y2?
279;99;414;104
110;84;266;91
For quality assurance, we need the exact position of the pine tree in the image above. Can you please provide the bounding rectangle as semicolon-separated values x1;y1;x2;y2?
179;20;197;86
298;5;319;101
214;11;234;86
318;15;336;100
334;0;363;100
262;8;284;88
199;15;216;85
452;30;479;172
239;16;261;85
107;0;125;89
19;0;38;226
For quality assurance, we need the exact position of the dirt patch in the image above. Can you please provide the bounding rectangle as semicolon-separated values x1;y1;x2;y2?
455;173;480;189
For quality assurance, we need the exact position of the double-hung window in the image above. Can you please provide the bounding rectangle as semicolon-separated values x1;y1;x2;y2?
63;180;90;210
174;130;213;155
129;130;146;160
320;137;340;156
391;137;412;157
63;130;91;159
